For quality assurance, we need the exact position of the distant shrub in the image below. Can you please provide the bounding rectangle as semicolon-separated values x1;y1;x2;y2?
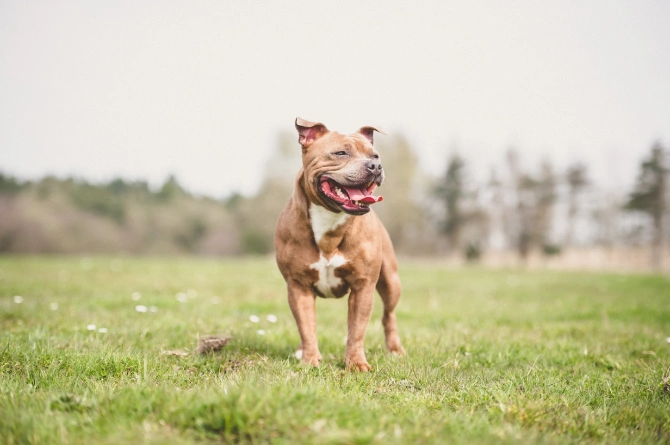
0;173;25;194
157;175;187;202
543;243;562;256
105;178;150;196
464;242;482;262
175;218;208;252
242;229;272;254
68;184;126;224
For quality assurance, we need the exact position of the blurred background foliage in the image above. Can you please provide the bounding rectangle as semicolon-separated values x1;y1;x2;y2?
1;133;668;272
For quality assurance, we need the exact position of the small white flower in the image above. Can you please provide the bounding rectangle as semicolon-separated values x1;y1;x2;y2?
249;315;260;323
666;337;670;344
98;328;108;333
257;329;265;335
266;314;277;323
135;305;148;313
310;419;327;433
175;292;188;303
87;324;96;331
50;303;59;311
149;306;158;313
131;292;141;301
295;349;303;359
13;295;23;304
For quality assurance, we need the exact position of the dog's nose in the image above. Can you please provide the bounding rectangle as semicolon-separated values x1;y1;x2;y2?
366;160;383;174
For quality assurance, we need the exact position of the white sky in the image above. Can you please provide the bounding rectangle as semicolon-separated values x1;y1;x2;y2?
1;0;669;197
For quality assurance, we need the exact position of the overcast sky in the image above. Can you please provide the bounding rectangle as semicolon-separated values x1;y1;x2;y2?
1;1;669;197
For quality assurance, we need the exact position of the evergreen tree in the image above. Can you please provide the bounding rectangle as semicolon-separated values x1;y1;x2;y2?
564;164;589;247
625;142;668;271
436;155;466;250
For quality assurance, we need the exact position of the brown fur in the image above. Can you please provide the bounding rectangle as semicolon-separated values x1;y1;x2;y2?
274;118;405;372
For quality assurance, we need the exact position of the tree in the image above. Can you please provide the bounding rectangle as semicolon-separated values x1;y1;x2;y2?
535;161;557;249
156;175;187;202
373;134;431;254
229;131;298;254
564;164;589;247
514;159;558;261
434;154;488;258
625;141;668;271
436;154;466;250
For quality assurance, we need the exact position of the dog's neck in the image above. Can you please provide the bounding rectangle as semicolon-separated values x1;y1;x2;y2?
309;204;350;246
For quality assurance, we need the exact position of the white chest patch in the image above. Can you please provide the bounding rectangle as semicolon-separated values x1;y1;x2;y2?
309;204;350;244
310;253;348;298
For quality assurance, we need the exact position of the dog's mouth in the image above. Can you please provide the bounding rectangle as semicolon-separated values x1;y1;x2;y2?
318;176;383;215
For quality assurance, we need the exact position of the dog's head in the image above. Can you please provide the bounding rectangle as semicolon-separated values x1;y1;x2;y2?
295;117;386;216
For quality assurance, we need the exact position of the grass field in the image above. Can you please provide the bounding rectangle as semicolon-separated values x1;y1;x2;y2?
1;256;669;444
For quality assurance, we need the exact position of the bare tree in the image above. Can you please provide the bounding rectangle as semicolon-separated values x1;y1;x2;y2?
504;149;522;256
536;161;558;249
514;159;558;260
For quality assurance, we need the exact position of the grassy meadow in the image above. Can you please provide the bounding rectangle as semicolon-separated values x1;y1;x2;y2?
0;256;669;444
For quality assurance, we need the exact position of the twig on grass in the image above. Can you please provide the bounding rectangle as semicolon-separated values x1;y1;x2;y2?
160;334;232;357
161;349;190;357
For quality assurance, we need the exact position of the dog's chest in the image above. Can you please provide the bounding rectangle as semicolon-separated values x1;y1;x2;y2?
310;253;348;298
308;205;351;298
309;204;350;243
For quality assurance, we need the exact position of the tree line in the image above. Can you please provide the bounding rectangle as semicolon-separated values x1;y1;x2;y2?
432;141;668;271
0;135;667;270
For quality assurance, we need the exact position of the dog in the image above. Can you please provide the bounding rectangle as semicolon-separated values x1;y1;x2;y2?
274;117;405;371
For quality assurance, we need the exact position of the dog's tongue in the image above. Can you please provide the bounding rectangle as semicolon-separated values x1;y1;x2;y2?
342;186;383;204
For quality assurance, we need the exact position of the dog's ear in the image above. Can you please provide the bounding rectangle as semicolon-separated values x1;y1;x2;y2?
357;126;387;145
295;118;329;148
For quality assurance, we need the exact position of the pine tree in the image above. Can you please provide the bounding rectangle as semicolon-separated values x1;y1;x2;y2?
438;155;466;251
625;142;667;271
564;164;589;247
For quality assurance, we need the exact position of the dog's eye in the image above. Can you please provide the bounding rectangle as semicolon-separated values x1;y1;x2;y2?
334;151;348;156
372;154;379;159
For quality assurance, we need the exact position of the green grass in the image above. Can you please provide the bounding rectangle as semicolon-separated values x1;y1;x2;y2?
1;256;669;444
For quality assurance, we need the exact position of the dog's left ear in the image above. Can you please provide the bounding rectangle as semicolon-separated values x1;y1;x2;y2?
357;126;387;145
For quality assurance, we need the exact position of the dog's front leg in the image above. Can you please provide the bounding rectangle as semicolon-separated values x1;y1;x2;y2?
345;283;375;372
287;282;322;366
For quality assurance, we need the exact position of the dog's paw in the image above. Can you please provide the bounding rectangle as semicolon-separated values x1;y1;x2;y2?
388;343;406;357
345;356;371;372
347;362;372;372
297;349;322;367
350;361;372;372
385;336;406;356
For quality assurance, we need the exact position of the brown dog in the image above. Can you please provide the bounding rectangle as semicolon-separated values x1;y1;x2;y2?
274;117;405;371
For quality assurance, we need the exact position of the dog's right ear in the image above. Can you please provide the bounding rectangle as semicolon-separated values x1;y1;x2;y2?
295;118;329;149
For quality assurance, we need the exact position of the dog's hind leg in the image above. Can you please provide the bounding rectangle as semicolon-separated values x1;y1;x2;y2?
376;230;406;356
